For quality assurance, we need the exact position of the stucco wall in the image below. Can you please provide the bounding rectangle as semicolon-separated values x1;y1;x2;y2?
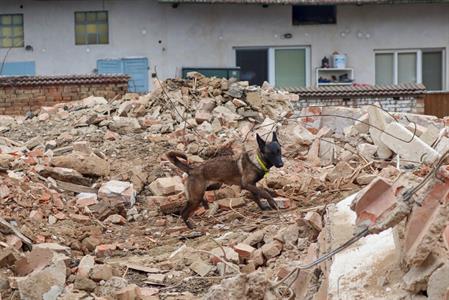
1;0;448;90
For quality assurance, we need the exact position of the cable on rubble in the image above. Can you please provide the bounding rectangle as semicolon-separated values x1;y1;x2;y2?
270;149;449;296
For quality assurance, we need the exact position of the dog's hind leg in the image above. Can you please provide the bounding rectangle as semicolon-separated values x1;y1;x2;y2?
181;178;206;229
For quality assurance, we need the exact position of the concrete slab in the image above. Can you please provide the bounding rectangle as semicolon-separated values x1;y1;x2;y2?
327;193;408;300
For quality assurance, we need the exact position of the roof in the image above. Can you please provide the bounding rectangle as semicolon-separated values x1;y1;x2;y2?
159;0;449;4
282;83;426;98
0;74;130;87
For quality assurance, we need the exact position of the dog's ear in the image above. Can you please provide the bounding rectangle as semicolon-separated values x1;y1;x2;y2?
272;132;279;144
256;133;266;151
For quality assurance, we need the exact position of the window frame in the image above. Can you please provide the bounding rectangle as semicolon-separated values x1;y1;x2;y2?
375;48;445;91
234;46;311;88
0;14;24;49
74;10;109;45
292;5;337;26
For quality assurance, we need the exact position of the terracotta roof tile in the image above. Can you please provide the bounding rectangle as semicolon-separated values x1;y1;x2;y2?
0;74;130;87
159;0;446;4
281;83;426;98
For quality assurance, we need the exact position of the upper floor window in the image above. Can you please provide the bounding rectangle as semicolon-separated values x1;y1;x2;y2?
0;14;24;48
292;5;336;25
375;49;444;91
75;11;108;45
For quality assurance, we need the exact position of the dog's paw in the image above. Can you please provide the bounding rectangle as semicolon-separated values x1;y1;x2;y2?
184;220;195;229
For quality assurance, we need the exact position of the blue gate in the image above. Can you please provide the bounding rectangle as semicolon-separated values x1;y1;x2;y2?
0;61;36;76
97;57;149;93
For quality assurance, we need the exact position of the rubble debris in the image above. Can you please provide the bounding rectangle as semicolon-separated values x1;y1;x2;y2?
0;74;448;300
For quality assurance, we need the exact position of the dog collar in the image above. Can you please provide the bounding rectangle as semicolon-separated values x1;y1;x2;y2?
256;153;269;176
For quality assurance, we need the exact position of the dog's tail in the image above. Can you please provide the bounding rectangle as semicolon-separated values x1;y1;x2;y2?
166;151;191;173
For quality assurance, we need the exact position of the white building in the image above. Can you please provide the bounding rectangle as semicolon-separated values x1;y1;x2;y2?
1;0;448;92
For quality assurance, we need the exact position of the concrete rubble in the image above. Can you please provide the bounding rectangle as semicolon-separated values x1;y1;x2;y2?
0;72;448;299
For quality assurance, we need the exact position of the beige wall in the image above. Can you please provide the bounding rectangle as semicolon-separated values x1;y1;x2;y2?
1;0;448;89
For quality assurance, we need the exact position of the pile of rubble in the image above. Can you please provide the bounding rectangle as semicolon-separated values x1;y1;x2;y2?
0;73;448;299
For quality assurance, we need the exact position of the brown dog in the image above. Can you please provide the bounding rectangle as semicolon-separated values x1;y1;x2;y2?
166;133;284;228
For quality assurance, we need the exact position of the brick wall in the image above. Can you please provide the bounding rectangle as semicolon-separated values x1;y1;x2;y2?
292;96;424;114
0;75;129;115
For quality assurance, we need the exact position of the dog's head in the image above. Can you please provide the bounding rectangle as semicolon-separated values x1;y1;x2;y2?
256;132;284;168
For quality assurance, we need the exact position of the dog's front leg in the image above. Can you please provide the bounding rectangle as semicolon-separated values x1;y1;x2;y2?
242;184;277;210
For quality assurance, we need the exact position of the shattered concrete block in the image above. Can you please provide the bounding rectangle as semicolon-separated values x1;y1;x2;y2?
381;122;440;164
367;104;393;159
357;143;378;161
109;116;141;133
261;241;283;260
114;284;140;300
0;248;18;268
402;254;443;293
355;174;377;185
217;197;246;209
404;178;449;266
147;273;166;284
37;166;90;186
149;176;183;196
17;259;66;300
351;177;396;226
326;161;354;182
435;136;449;155
90;264;113;282
319;138;335;166
251;248;265;267
233;243;255;259
210;247;239;265
98;180;136;206
104;214;127;225
292;124;315;145
70;213;91;224
427;263;449;300
195;111;212;125
307;139;320;166
5;235;22;250
74;276;97;292
190;260;213;277
243;229;265;247
76;193;98;208
354;113;369;134
419;124;440;146
136;287;159;299
77;255;95;278
304;211;322;231
51;151;110;177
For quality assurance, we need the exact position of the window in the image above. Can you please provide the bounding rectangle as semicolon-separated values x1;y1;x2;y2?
375;49;444;90
0;14;24;48
236;47;309;88
75;11;108;45
292;5;336;25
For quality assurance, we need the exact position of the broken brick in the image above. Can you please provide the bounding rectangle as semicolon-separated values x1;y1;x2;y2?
149;176;183;196
217;197;246;209
404;176;449;266
233;243;255;259
304;211;322;231
351;177;397;226
95;244;117;258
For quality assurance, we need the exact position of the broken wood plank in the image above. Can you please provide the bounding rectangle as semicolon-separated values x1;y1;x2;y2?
55;180;97;193
0;216;33;250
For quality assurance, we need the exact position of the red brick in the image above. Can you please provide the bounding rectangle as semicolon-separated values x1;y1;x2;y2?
233;243;255;259
95;244;117;258
404;168;449;266
352;177;397;226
